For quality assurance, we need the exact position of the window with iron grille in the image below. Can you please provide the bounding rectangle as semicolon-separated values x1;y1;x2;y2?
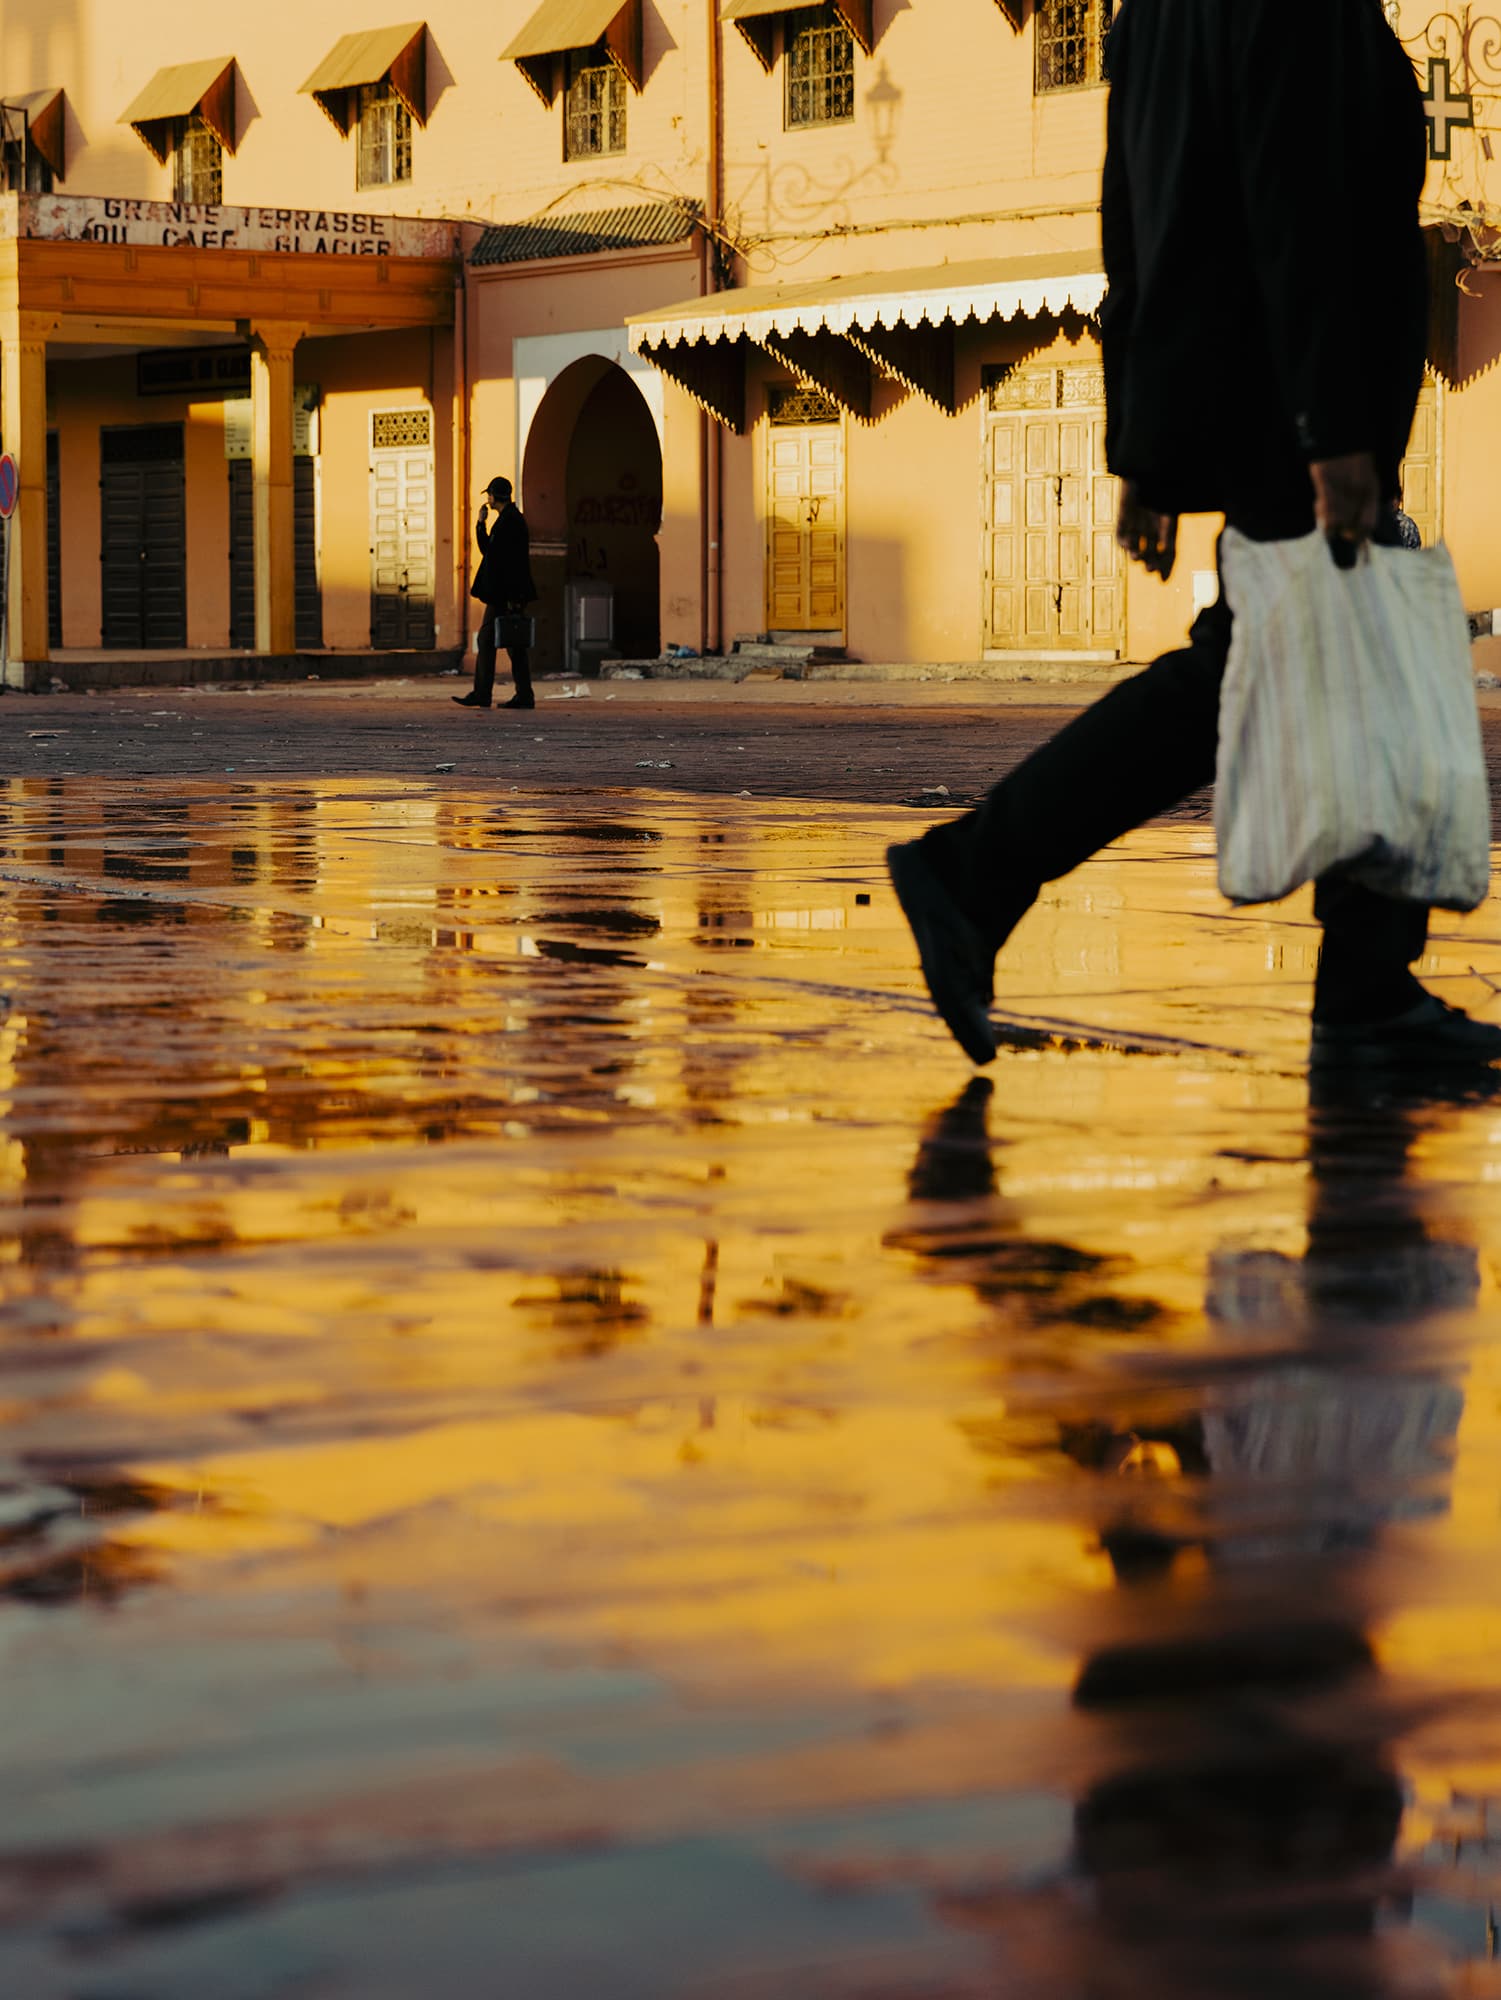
1035;0;1111;94
357;83;412;188
371;408;433;450
564;45;626;159
0;106;52;192
171;112;222;203
785;6;855;129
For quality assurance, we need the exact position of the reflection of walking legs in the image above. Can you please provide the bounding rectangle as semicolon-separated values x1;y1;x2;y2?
1065;1080;1465;1989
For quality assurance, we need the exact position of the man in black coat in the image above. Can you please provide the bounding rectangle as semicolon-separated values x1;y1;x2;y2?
455;476;538;710
889;0;1501;1072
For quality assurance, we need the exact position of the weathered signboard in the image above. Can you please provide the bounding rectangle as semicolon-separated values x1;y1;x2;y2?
223;390;320;459
2;193;458;259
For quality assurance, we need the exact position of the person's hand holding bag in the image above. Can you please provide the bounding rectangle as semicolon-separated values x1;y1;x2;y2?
1311;452;1382;570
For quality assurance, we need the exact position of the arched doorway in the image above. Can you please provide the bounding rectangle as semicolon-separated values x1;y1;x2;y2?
521;356;663;672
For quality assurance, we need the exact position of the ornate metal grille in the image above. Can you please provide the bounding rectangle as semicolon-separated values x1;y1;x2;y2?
1035;0;1110;93
172;113;222;204
785;6;855;128
1059;363;1107;406
357;85;412;189
371;409;432;450
565;47;627;159
984;363;1106;411
984;365;1059;411
768;383;841;425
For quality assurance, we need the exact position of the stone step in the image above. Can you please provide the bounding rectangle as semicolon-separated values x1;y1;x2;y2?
730;638;847;664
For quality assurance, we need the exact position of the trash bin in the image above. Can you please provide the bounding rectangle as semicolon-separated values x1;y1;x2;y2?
564;579;615;678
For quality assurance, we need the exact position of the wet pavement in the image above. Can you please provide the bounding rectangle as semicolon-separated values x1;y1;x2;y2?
5;777;1501;1995
12;676;1501;825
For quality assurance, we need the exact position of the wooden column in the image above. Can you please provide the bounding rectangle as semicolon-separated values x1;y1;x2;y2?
250;321;303;655
0;311;54;681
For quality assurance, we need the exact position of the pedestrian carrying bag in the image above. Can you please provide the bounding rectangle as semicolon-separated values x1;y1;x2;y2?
1216;529;1491;912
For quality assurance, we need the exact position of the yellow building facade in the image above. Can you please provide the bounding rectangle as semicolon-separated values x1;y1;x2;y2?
2;0;1500;685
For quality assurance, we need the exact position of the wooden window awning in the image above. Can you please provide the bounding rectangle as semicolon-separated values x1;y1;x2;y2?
721;0;872;72
120;58;237;163
993;0;1024;26
759;327;871;420
300;23;427;134
2;88;67;179
501;0;643;105
628;252;1106;429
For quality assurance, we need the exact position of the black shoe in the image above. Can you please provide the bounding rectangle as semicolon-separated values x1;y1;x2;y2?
452;692;491;709
887;840;997;1066
1311;994;1501;1071
502;693;535;710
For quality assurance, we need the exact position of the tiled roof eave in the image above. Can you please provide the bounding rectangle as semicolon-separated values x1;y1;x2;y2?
469;200;699;268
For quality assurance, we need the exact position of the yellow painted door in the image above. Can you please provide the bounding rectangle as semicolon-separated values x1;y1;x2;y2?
984;366;1122;652
766;418;845;634
1401;372;1443;547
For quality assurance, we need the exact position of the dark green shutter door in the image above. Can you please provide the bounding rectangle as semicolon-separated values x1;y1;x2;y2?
228;459;255;650
46;432;61;650
228;456;322;649
100;426;186;649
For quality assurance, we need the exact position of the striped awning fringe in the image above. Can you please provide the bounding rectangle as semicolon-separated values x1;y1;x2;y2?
627;254;1107;352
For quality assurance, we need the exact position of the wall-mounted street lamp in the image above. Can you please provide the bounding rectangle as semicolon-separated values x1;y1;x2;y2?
865;63;901;164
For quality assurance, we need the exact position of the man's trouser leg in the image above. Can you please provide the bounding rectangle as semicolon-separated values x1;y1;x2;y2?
922;599;1231;949
473;616;498;703
505;613;534;701
921;593;1430;1025
1312;878;1428;1025
506;647;534;700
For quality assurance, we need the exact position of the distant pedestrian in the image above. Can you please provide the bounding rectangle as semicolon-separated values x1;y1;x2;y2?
888;0;1501;1073
455;476;538;711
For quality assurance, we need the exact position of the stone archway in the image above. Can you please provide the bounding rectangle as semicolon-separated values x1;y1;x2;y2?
522;356;663;672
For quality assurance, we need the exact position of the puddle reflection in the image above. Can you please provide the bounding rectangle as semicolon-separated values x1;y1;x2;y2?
4;777;1501;1992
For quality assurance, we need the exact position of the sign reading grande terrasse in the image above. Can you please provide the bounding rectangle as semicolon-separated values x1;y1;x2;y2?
4;194;458;259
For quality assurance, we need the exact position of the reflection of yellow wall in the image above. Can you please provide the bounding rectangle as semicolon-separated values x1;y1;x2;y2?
0;1008;25;1210
124;1402;1101;1692
10;781;1501;1724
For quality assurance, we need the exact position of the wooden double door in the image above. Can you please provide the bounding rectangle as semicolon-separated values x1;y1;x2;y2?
765;385;845;637
982;363;1124;654
369;408;435;650
1400;372;1443;548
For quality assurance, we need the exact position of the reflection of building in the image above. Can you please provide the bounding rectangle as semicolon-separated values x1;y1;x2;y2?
5;1;1501;684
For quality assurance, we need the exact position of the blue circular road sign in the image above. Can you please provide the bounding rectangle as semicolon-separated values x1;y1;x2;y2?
0;453;17;521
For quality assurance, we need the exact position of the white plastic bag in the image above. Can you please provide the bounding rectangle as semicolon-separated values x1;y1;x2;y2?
1216;528;1490;912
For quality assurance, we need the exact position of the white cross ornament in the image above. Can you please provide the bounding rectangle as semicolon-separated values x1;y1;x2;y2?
1423;56;1475;161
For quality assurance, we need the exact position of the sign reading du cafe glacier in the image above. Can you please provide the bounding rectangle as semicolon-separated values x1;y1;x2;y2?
5;193;456;258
